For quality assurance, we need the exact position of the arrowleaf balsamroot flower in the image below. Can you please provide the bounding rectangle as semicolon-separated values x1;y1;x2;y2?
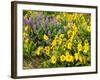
67;22;71;28
50;56;57;64
67;30;71;38
83;42;89;53
23;32;28;38
36;46;43;55
44;46;50;55
66;41;72;50
60;55;66;62
52;39;57;47
74;53;79;61
67;14;73;22
59;34;64;38
65;51;74;63
79;56;83;64
77;43;82;52
65;53;74;63
24;25;29;31
25;38;29;44
87;26;91;32
43;34;48;41
57;38;63;45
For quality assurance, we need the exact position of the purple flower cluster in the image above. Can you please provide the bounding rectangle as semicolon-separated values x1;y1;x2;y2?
23;11;64;36
23;16;34;28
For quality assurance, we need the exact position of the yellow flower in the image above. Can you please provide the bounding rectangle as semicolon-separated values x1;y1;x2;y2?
79;56;83;64
72;30;77;37
72;24;77;31
44;46;50;55
56;15;61;20
67;30;71;38
83;42;89;53
28;11;32;15
57;38;62;45
24;14;28;19
67;14;73;22
73;14;77;20
81;16;85;22
60;55;66;62
87;26;91;32
24;25;29;31
66;42;72;49
70;55;74;62
25;38;28;43
23;32;28;38
65;54;70;62
74;53;79;61
36;46;43;55
65;52;74;62
68;22;71;28
50;46;53;50
59;34;64;38
43;34;48;41
52;39;57;47
50;56;57;64
77;43;82;52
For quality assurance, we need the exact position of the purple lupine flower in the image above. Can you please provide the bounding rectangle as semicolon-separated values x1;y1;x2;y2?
52;20;56;25
36;12;43;20
23;18;29;25
36;22;40;29
23;16;34;28
52;18;57;25
52;16;57;25
28;16;33;28
33;24;37;34
45;17;49;25
36;12;40;20
39;12;43;19
48;30;51;35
